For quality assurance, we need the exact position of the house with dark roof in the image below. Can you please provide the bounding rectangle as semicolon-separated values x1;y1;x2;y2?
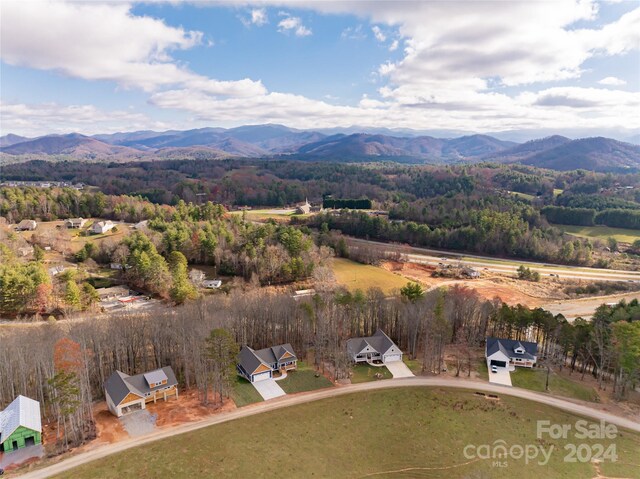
346;330;403;364
237;344;297;382
0;395;42;452
486;337;538;369
104;366;178;417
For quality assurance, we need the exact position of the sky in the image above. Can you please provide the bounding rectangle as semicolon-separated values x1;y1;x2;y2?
1;0;639;139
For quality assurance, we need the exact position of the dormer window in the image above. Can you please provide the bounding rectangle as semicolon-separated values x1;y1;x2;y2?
514;347;524;354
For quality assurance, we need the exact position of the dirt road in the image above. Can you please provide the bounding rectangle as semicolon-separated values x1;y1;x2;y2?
16;377;640;479
348;237;640;282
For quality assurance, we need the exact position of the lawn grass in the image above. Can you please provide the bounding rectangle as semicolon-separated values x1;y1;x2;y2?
403;357;422;374
54;388;640;479
477;361;489;380
350;363;393;383
556;224;640;244
510;368;599;402
331;257;410;293
277;361;333;394
507;190;535;201
230;376;263;407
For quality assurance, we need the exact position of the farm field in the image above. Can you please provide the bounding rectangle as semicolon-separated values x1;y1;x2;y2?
331;257;409;293
556;224;640;244
53;388;640;479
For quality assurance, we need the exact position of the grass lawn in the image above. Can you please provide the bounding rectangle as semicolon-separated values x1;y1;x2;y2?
230;376;263;408
510;368;599;402
350;363;393;383
403;357;422;374
331;257;410;293
477;361;489;380
278;361;333;394
55;388;640;479
556;224;640;244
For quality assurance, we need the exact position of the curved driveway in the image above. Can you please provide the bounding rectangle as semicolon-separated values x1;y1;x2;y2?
17;377;640;479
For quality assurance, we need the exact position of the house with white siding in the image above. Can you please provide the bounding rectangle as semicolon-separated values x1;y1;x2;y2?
346;330;403;364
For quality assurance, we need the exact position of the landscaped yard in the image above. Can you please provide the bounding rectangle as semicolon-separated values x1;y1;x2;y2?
54;388;640;479
277;361;333;394
230;376;263;407
510;367;599;402
556;224;640;244
403;357;422;374
350;363;393;383
331;257;410;293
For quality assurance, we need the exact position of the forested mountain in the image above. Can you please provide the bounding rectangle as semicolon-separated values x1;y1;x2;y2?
1;126;639;172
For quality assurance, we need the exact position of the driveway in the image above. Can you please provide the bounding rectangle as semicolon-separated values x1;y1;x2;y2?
252;379;286;400
487;362;512;386
385;361;414;378
120;410;157;437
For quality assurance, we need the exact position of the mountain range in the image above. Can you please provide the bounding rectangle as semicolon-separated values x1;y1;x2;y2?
1;124;639;172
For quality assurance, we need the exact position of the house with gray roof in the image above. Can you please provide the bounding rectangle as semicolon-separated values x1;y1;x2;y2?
16;220;37;231
346;330;403;364
486;337;538;369
104;366;178;417
237;344;297;382
0;395;42;452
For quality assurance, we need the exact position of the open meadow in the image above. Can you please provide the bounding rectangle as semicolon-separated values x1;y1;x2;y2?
53;387;640;479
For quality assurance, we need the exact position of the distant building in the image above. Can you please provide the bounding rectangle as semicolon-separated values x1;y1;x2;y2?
16;219;37;231
0;395;42;452
296;199;312;215
203;279;222;289
91;220;115;234
97;286;131;301
462;267;481;279
48;265;65;276
65;218;87;229
104;367;179;417
132;220;148;230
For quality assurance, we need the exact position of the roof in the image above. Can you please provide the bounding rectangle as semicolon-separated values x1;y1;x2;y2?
17;219;36;227
238;344;297;375
104;366;178;405
486;337;538;361
0;395;42;444
346;330;398;357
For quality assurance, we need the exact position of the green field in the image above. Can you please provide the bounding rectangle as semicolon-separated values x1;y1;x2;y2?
54;388;640;479
331;257;410;293
557;224;640;244
507;190;535;201
510;368;599;402
278;361;333;394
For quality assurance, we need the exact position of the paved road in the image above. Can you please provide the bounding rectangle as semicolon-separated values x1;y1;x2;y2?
17;377;640;479
347;237;640;282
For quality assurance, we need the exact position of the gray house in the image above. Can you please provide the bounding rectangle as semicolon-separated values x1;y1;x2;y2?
104;366;178;417
16;220;37;231
346;330;403;364
237;344;297;382
486;337;538;369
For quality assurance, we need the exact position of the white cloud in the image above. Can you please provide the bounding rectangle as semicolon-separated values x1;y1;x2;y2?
389;39;399;51
278;14;312;37
341;25;366;40
598;76;627;86
0;101;170;137
371;25;386;42
0;1;202;92
241;8;268;27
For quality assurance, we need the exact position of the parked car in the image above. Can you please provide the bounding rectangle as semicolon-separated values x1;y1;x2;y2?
491;365;498;373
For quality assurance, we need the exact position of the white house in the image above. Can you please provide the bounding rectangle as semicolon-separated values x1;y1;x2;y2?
65;218;87;229
486;337;538;369
346;330;403;364
203;279;222;289
91;220;115;234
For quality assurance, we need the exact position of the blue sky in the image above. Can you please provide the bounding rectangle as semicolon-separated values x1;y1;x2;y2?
1;1;639;139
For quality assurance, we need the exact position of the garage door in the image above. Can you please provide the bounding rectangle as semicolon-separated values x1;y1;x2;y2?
490;360;507;367
384;354;402;363
252;371;272;382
